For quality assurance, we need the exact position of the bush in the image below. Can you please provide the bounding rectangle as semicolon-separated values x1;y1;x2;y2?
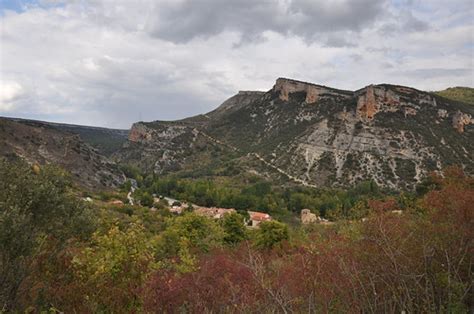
0;159;95;310
156;213;225;258
221;212;247;245
139;192;154;207
254;220;289;249
72;223;159;312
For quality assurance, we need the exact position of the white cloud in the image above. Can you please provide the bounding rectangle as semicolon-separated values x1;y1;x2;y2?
0;81;24;111
0;0;472;128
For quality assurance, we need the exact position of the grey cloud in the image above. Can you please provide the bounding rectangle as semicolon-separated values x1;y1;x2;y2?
1;0;472;128
405;68;472;78
146;0;387;43
323;33;357;48
378;10;429;35
401;12;429;32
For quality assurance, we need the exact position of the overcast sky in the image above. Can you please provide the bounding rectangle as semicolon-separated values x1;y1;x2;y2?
1;0;473;128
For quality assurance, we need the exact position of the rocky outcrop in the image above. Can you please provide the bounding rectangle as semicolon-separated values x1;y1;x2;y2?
355;85;437;121
129;123;153;142
357;85;379;120
274;78;328;104
452;111;473;133
438;109;448;118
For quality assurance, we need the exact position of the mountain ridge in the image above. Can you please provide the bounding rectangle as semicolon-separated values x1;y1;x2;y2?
115;78;473;190
1;79;472;190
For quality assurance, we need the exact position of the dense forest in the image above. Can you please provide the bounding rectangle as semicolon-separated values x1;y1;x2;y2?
0;159;473;312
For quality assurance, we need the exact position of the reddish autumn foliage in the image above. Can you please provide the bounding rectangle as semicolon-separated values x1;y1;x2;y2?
142;167;473;313
12;166;473;313
368;197;398;212
143;248;264;313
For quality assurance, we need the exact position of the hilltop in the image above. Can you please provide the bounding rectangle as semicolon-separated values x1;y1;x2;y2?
435;86;474;106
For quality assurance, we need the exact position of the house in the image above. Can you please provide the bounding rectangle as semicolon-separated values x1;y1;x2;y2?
195;207;236;219
247;211;271;228
301;209;317;224
300;209;333;225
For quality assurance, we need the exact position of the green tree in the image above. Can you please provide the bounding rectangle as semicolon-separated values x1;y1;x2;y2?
120;180;132;193
139;192;154;207
132;189;154;207
221;212;247;245
157;213;225;258
254;220;289;249
0;159;94;310
73;222;159;312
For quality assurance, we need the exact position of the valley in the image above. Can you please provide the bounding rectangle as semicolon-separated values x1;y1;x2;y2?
1;80;473;313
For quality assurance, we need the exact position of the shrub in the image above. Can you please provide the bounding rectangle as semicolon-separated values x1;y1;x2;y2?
254;220;289;249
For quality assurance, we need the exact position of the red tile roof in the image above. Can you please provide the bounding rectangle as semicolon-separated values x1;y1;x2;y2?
248;211;271;222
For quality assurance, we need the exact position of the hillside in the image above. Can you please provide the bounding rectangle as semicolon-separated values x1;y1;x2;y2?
0;117;125;189
435;87;474;105
5;118;129;156
115;78;474;190
1;80;472;191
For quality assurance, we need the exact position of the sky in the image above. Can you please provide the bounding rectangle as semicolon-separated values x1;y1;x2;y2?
0;0;473;128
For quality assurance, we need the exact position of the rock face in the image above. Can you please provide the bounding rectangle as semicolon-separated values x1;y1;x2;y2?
355;84;428;121
129;123;153;142
356;85;379;120
0;118;125;189
452;111;473;133
115;78;474;190
273;78;341;104
301;209;317;224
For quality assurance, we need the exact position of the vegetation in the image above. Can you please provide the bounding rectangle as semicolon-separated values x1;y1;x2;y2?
54;125;128;156
0;159;95;309
1;158;473;312
221;212;248;245
254;220;289;249
435;86;474;105
136;175;383;221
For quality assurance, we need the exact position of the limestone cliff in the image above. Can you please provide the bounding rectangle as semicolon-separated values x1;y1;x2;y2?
356;85;379;120
273;78;350;104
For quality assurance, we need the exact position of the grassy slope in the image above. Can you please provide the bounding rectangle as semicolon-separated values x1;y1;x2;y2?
434;87;474;105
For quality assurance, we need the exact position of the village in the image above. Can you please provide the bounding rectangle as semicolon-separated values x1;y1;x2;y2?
95;193;332;228
87;187;332;228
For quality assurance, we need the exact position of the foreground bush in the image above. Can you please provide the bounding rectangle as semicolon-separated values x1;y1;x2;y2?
0;159;94;310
